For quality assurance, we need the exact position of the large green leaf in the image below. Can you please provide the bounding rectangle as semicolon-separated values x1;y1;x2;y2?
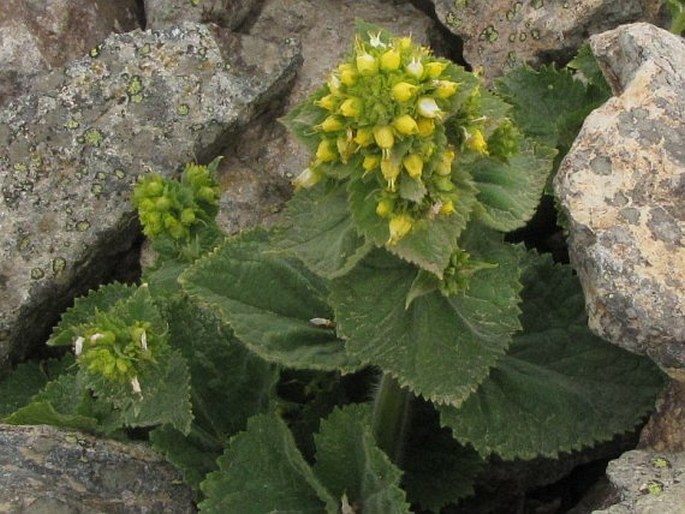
180;229;360;372
440;253;666;459
0;361;52;418
330;230;523;406
199;414;338;514
313;404;411;514
274;182;373;279
468;139;556;232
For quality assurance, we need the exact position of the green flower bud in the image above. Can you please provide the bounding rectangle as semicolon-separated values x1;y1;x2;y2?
387;214;413;245
293;167;322;190
405;57;424;79
340;97;362;118
319;115;345;132
393;114;419;136
380;48;401;71
196;186;218;204
425;61;448;79
403;153;423;178
417;96;442;119
391;82;418;102
316;139;337;162
433;174;455;191
180;208;196;225
155;196;172;211
374;125;395;150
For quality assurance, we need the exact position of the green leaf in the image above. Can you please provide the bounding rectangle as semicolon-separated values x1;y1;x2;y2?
4;400;99;432
274;182;373;279
181;229;361;372
199;414;338;514
440;253;666;459
348;170;478;278
313;404;411;514
330;230;523;406
0;361;51;418
402;401;483;511
279;85;329;153
567;44;612;98
48;282;136;346
468;139;556;232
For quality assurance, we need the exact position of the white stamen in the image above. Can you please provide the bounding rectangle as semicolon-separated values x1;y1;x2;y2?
140;330;148;351
74;336;84;356
130;376;142;395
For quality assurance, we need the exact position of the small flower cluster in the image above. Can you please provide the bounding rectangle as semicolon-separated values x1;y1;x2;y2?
292;28;490;244
74;316;162;395
133;161;220;241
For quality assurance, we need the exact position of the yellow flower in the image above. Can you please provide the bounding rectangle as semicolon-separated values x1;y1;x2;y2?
436;148;455;176
388;214;413;244
405;57;424;79
403;153;423;178
315;94;337;111
375;197;395;218
425;61;448;79
434;80;459;98
356;51;378;75
363;154;380;172
391;82;418;102
327;74;342;95
381;156;401;189
319;115;344;132
380;48;401;71
336;136;355;163
354;127;374;146
338;63;357;86
417;96;442;119
393;114;419;136
466;129;488;155
416;117;435;137
316;139;337;162
374;125;395;150
439;199;456;215
339;97;362;118
397;36;413;51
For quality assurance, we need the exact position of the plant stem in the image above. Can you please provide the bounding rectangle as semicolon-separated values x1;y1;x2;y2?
371;373;412;464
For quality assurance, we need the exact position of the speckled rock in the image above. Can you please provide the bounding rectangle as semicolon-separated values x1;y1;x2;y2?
216;0;435;233
592;450;685;514
0;0;143;107
0;23;302;371
144;0;258;30
430;0;665;83
554;23;685;378
639;380;685;452
0;424;195;513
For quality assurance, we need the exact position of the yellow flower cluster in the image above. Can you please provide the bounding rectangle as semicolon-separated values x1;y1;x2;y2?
293;29;488;244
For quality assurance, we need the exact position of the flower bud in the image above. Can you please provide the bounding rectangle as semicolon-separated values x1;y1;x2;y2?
380;48;401;71
373;125;395;150
375;197;395;218
319;115;344;132
340;97;362;118
393;114;419;136
388;214;413;245
403;153;423;178
180;208;196;225
327;74;342;95
293;167;322;190
354;127;374;147
363;154;381;172
436;148;455;176
155;196;172;211
425;61;448;79
356;52;378;76
316;139;337;162
381;157;401;190
391;82;418;102
336;136;355;163
397;36;413;51
339;63;357;86
315;94;337;111
416;117;435;137
466;129;488;155
417;96;442;119
434;80;459;98
439;199;456;215
405;57;424;79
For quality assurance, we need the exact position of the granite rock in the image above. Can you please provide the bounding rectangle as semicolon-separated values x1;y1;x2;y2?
554;23;685;378
0;23;302;371
430;0;665;83
639;380;685;452
144;0;258;31
0;0;143;108
0;423;195;513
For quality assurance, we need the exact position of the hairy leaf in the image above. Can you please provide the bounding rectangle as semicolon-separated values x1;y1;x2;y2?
199;414;338;514
567;44;612;98
313;404;411;514
0;361;51;418
330;230;523;406
181;229;360;372
440;253;665;459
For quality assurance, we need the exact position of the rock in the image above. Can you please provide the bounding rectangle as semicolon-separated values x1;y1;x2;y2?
0;423;195;513
215;0;436;233
430;0;666;83
144;0;258;30
592;450;685;514
0;0;143;108
0;23;302;371
553;23;685;378
639;379;685;452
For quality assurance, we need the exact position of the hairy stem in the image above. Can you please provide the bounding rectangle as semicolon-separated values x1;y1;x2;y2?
371;374;412;463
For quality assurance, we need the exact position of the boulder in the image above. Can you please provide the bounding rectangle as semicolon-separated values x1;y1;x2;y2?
0;423;195;513
554;23;685;379
0;23;302;371
429;0;665;83
144;0;258;31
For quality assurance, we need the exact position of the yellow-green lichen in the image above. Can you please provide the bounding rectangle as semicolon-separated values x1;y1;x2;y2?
114;169;126;180
91;183;103;195
77;220;91;232
89;45;102;58
645;480;664;496
64;118;80;130
177;103;190;116
83;128;104;147
30;268;45;280
127;75;144;103
652;457;670;469
52;257;67;274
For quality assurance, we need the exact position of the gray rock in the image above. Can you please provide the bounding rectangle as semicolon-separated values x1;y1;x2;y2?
144;0;257;31
0;23;302;371
216;0;436;233
592;450;685;514
430;0;665;83
639;379;685;453
554;23;685;378
0;423;195;513
0;0;143;108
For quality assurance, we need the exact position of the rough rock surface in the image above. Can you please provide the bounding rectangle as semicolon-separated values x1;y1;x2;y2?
639;380;685;452
0;424;195;513
216;0;435;234
0;23;302;371
554;23;685;378
592;450;685;514
0;0;143;108
430;0;665;83
144;0;258;31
